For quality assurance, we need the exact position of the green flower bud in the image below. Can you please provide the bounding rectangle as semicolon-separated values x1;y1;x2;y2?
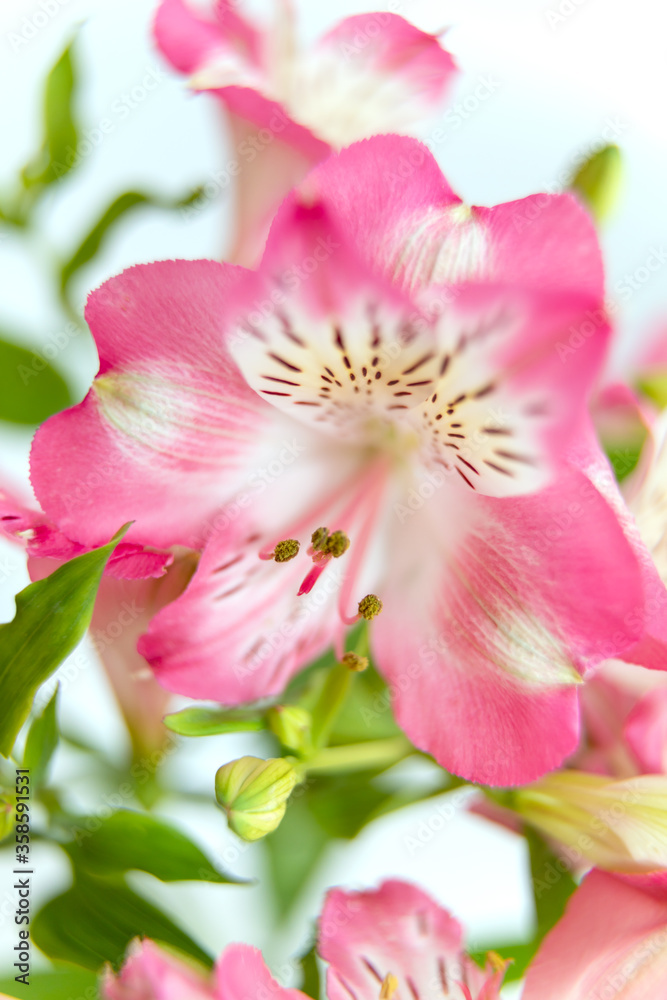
215;756;298;842
570;144;623;223
267;705;312;753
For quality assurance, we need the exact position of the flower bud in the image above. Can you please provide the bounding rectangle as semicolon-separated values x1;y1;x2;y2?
569;144;622;222
215;756;298;842
513;770;667;872
267;705;312;753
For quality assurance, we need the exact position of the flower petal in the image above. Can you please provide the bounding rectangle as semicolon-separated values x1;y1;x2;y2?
319;880;468;1000
139;508;346;703
374;468;646;785
215;944;308;1000
30;260;276;551
297;136;604;299
102;938;213;999
522;870;667;1000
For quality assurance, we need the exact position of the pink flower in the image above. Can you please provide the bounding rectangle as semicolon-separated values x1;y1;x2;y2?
522;869;667;999
319;880;506;1000
154;1;457;261
103;939;307;1000
1;485;185;756
30;136;658;784
155;1;456;153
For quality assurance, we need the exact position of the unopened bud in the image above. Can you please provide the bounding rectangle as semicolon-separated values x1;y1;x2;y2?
215;756;298;841
267;705;312;753
570;144;623;223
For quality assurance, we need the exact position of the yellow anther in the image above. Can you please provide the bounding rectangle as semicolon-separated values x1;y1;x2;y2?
273;539;300;563
342;652;369;672
311;526;329;552
324;529;350;558
379;973;398;1000
358;594;383;620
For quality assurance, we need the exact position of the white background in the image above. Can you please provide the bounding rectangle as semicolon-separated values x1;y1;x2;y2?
1;0;667;995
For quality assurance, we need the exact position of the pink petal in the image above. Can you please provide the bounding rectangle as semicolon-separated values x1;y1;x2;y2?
138;513;345;703
297;136;603;298
625;687;667;774
102;938;213;999
319;880;466;1000
374;468;646;785
154;0;226;75
214;944;308;1000
30;260;274;551
522;870;667;1000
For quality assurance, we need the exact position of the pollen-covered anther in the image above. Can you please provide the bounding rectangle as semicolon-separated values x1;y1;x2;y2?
341;651;369;672
311;526;329;552
272;539;300;562
379;973;398;1000
324;529;350;558
358;594;383;620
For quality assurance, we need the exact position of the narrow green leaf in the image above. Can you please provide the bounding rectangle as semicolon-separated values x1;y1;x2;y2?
0;526;129;757
32;871;212;971
0;334;72;425
297;941;321;1000
23;686;59;786
528;828;577;939
569;144;623;222
264;794;330;918
60;188;203;296
163;706;265;737
24;41;79;188
0;963;98;1000
68;809;246;883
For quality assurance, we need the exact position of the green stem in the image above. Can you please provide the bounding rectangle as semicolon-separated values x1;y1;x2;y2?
303;735;413;775
310;662;353;749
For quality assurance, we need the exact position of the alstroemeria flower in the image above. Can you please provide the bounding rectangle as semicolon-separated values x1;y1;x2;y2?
30;137;657;784
155;0;456;153
103;939;308;1000
154;0;457;261
319;880;506;1000
523;869;667;999
513;769;667;872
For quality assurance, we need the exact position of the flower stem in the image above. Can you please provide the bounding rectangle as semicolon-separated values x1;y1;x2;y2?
303;736;413;775
310;662;353;749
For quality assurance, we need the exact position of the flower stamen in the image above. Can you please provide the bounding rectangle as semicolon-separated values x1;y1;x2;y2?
260;538;300;562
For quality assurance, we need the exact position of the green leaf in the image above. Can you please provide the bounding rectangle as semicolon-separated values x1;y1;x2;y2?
163;706;266;737
0;526;129;757
32;870;213;972
24;40;79;188
0;334;72;425
69;809;246;883
527;828;577;939
60;189;203;297
306;770;389;839
569;144;622;222
23;686;59;786
0;963;98;1000
297;941;321;1000
264;794;330;918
